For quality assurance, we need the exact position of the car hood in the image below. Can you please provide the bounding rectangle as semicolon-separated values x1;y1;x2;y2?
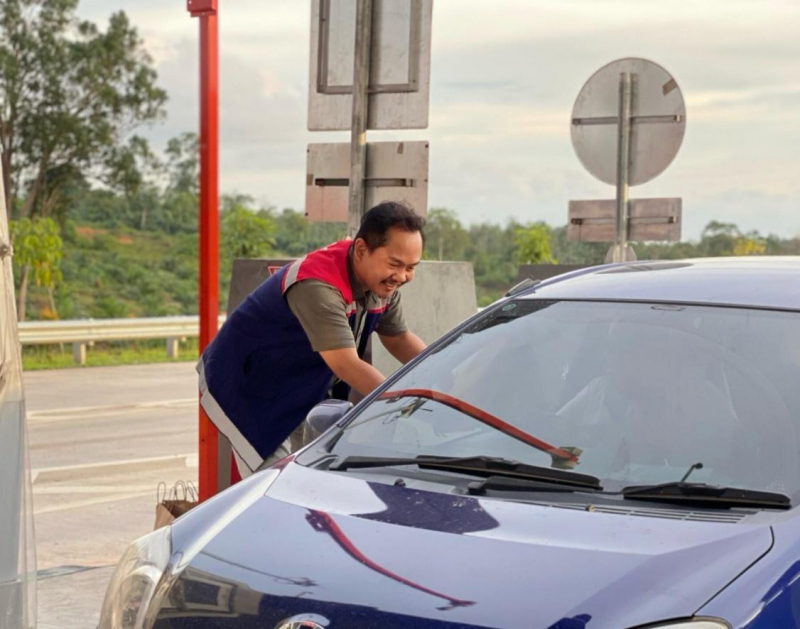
161;463;773;629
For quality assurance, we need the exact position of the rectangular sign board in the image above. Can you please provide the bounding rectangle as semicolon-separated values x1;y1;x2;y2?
305;141;429;222
308;0;433;130
568;197;682;242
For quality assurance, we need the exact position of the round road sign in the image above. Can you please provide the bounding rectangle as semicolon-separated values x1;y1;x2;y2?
571;57;686;187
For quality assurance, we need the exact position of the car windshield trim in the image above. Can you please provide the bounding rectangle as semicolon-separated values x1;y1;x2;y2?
378;389;580;467
517;296;800;317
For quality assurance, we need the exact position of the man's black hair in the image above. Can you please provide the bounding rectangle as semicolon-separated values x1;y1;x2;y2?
355;201;426;251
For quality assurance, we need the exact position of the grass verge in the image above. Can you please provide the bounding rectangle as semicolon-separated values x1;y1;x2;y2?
22;338;199;371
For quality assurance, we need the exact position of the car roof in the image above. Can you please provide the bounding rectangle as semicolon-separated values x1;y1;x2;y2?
521;256;800;311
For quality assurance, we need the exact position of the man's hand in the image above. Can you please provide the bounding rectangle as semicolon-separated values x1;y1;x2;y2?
319;348;385;397
378;331;426;365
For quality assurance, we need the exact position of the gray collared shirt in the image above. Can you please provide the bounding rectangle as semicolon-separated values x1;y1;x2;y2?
285;253;407;352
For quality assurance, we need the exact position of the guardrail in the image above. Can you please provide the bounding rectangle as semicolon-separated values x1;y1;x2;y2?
18;315;226;364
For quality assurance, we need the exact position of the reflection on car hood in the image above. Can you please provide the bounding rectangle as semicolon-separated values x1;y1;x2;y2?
160;463;773;629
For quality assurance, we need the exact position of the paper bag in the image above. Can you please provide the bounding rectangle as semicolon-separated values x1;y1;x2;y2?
154;481;198;530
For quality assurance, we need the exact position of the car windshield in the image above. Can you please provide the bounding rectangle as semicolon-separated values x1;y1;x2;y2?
330;300;800;500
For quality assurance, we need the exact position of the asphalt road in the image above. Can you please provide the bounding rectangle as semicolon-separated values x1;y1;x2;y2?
25;362;199;629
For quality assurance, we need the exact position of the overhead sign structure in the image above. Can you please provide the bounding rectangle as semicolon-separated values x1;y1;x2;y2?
306;141;429;222
308;0;433;131
307;0;434;236
568;58;686;262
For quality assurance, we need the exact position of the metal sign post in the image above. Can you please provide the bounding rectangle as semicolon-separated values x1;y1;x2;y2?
188;0;219;502
569;58;687;258
347;0;373;237
308;0;433;226
613;72;632;262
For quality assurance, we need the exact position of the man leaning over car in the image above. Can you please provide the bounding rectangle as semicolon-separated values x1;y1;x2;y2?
198;202;427;478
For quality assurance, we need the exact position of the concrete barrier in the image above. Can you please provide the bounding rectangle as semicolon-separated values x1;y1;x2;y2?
371;261;477;375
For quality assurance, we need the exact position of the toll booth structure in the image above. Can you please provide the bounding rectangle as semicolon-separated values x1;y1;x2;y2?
0;161;37;627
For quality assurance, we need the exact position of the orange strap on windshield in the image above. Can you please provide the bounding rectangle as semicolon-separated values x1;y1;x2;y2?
379;389;579;464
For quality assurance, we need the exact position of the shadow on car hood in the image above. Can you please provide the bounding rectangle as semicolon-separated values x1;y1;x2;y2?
160;463;773;629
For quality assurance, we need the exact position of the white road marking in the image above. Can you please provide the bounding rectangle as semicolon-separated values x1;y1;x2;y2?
33;485;159;494
34;491;154;515
27;398;197;423
31;453;197;483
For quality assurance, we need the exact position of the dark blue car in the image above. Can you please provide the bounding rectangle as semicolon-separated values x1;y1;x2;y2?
100;258;800;629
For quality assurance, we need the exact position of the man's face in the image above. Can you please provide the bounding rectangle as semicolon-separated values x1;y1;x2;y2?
352;228;423;299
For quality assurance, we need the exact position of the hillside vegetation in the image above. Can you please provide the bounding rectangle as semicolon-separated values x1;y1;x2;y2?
4;0;799;323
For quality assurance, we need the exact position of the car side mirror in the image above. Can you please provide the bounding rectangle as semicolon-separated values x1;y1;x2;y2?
305;399;353;439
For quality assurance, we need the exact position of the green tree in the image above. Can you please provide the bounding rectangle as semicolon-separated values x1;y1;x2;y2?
513;222;556;265
733;231;766;256
548;226;607;265
305;219;346;251
219;200;275;308
221;203;275;260
425;208;468;261
10;216;63;320
765;235;800;255
270;207;347;256
0;1;167;219
33;162;87;224
632;239;700;261
465;222;518;305
155;190;197;235
105;135;161;230
699;221;739;257
273;208;311;256
164;132;199;195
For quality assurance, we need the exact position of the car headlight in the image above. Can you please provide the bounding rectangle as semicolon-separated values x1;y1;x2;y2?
98;526;172;629
98;468;283;629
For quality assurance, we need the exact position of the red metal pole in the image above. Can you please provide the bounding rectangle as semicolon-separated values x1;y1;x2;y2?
188;0;219;502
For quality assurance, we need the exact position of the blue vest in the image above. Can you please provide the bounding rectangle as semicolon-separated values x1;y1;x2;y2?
200;241;384;469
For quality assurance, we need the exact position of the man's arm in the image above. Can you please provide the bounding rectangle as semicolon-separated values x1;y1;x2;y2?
374;290;425;364
319;348;385;397
287;281;385;396
378;330;426;364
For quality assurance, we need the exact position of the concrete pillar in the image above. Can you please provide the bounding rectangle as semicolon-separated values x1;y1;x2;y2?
166;337;180;359
72;342;87;365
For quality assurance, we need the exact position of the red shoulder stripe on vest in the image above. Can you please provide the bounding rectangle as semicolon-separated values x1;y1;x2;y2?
282;239;354;304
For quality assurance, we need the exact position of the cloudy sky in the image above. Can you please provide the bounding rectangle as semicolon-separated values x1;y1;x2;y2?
78;0;800;240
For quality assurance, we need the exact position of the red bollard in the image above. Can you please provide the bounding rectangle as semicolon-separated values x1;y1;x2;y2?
188;0;219;502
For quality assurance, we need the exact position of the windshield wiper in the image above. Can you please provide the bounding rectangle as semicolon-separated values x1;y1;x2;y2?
467;475;604;496
329;455;602;489
622;481;791;510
